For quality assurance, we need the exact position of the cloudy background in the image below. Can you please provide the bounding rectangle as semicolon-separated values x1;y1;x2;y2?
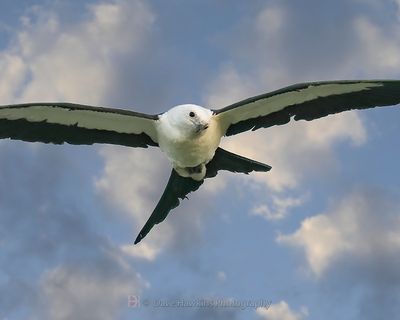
0;0;400;319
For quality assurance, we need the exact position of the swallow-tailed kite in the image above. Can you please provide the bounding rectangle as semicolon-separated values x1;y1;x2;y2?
1;80;400;244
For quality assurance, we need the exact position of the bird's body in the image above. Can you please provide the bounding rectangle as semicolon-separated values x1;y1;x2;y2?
156;104;223;180
2;79;400;244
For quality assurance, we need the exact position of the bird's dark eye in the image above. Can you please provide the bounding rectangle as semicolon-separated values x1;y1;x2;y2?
189;111;195;118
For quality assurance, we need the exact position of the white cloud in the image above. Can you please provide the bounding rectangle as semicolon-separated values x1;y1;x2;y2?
204;2;370;222
214;87;366;194
121;242;160;261
351;16;400;76
256;301;308;320
0;1;155;316
0;0;154;103
0;0;163;258
252;194;308;221
255;5;286;36
0;54;27;101
208;7;368;192
206;66;256;109
39;264;140;320
96;145;221;259
96;147;166;220
95;146;170;259
0;0;215;260
278;190;400;276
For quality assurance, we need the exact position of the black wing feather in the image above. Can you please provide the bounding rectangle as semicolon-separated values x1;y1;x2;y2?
0;103;158;147
214;80;400;136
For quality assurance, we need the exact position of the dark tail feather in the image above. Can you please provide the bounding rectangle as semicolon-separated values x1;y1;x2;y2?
134;169;203;244
134;147;271;244
205;147;271;178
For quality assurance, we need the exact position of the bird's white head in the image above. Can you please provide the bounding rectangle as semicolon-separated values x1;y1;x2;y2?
161;104;213;138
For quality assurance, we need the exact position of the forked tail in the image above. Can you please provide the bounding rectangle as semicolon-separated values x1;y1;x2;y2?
134;147;271;244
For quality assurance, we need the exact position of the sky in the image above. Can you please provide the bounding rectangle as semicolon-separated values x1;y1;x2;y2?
1;0;400;319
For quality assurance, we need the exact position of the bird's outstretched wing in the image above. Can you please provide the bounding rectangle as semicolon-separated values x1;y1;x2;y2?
134;147;271;244
214;80;400;136
0;103;159;147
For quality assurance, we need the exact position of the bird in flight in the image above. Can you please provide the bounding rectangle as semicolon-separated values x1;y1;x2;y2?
1;80;400;244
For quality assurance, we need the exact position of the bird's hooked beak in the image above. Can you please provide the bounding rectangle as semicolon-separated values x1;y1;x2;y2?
196;122;209;133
